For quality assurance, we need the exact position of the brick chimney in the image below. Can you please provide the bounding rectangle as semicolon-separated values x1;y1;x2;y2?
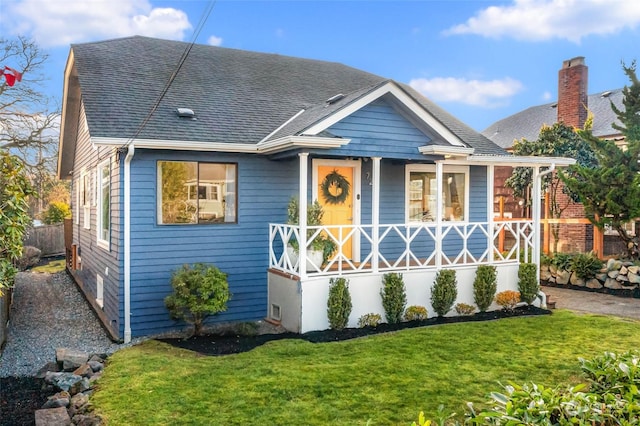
557;56;588;129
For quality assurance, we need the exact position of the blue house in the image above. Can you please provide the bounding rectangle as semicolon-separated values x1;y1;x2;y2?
57;36;572;341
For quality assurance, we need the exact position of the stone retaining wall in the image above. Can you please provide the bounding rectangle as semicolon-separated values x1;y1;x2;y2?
541;258;640;294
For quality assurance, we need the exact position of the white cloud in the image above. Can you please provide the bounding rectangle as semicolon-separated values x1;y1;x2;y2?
444;0;640;43
542;91;552;101
4;0;192;47
207;35;223;46
409;76;523;108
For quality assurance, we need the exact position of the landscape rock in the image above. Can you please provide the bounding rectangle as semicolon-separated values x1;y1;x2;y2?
628;271;640;284
605;278;624;290
57;348;89;371
17;246;42;271
628;266;639;275
540;269;552;281
35;406;71;426
586;278;603;289
74;363;93;378
595;273;608;282
45;372;83;392
556;270;571;285
42;391;70;409
620;265;629;275
72;414;103;426
616;273;630;282
570;273;585;287
88;360;104;372
69;392;90;417
35;361;61;379
608;270;620;279
70;377;92;395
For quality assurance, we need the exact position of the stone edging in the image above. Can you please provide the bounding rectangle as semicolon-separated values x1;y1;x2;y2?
541;258;640;295
34;348;105;426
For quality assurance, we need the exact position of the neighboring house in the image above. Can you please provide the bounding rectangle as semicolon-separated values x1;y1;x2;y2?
57;36;569;341
482;57;626;253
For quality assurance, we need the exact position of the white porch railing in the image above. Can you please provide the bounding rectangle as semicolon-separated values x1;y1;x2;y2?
269;220;534;277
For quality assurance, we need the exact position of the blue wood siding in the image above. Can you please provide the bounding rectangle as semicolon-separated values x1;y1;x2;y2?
127;149;298;336
324;99;435;160
71;102;121;338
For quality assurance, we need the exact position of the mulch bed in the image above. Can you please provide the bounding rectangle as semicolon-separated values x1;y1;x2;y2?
157;305;550;356
1;305;550;425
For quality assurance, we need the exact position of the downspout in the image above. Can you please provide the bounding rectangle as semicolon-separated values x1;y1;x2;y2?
532;163;555;308
123;144;135;343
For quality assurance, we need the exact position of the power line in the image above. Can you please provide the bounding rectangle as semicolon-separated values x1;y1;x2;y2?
119;0;217;150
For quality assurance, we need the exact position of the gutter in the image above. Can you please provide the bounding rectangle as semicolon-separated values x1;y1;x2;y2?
123;144;134;343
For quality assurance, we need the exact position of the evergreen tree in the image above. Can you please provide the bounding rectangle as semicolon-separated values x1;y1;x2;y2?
561;61;640;258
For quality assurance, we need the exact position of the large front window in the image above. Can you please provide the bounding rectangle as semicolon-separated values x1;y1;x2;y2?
157;161;237;224
407;165;468;222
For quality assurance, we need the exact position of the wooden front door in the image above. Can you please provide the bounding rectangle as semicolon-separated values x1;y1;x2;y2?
315;162;358;260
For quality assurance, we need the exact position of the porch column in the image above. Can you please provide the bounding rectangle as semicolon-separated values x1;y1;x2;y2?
435;161;443;269
532;166;541;281
299;153;309;278
487;164;495;264
371;157;381;273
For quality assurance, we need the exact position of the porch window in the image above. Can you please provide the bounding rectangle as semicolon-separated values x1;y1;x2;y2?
157;161;237;225
406;165;468;222
97;159;110;249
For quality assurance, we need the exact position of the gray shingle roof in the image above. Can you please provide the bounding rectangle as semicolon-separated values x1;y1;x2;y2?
482;89;625;149
70;35;505;155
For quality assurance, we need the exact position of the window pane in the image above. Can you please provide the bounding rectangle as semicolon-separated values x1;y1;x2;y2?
409;171;436;222
198;163;236;223
159;161;197;224
443;172;465;221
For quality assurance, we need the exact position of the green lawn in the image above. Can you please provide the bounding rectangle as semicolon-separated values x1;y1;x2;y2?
92;311;640;425
31;259;66;273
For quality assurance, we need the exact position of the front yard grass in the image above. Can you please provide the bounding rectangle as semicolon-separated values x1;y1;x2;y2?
92;310;640;425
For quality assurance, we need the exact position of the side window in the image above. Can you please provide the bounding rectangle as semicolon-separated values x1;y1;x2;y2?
157;161;237;225
97;159;111;249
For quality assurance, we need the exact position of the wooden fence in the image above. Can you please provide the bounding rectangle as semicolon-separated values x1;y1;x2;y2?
0;288;11;349
23;223;65;257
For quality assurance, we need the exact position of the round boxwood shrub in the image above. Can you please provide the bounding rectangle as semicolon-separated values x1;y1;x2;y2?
357;313;382;328
403;305;428;321
164;263;231;336
327;277;352;330
431;269;457;317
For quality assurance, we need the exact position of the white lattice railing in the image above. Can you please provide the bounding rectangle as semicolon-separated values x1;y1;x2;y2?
269;220;535;277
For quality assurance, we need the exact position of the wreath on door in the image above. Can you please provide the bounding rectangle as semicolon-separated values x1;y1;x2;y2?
320;169;351;205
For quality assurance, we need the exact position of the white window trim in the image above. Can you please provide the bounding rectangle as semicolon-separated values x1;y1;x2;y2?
405;164;470;224
97;159;110;250
74;177;80;225
81;169;90;230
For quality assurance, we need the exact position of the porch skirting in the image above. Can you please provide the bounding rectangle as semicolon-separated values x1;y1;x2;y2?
268;263;529;333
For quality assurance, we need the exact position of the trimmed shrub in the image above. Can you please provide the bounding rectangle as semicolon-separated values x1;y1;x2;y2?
495;290;520;312
518;262;539;304
473;265;497;312
403;305;428;321
164;263;231;336
380;272;407;324
430;269;457;317
357;313;382;328
550;252;573;271
41;201;71;224
454;303;475;316
572;252;604;280
327;277;352;330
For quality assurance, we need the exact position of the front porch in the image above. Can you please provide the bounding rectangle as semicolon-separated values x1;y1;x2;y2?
267;219;534;332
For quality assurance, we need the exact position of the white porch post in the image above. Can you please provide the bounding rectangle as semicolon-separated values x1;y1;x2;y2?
487;164;495;264
298;153;309;278
531;166;541;282
371;157;381;273
435;161;443;269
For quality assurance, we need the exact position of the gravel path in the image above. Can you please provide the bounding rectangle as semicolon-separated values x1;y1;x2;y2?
0;271;142;377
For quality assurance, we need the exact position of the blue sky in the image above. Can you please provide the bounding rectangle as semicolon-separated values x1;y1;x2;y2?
1;0;640;131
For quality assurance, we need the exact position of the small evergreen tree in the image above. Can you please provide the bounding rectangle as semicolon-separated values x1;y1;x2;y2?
562;61;640;259
431;270;457;317
473;265;497;312
327;277;352;330
518;263;539;305
165;263;231;336
380;273;407;324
